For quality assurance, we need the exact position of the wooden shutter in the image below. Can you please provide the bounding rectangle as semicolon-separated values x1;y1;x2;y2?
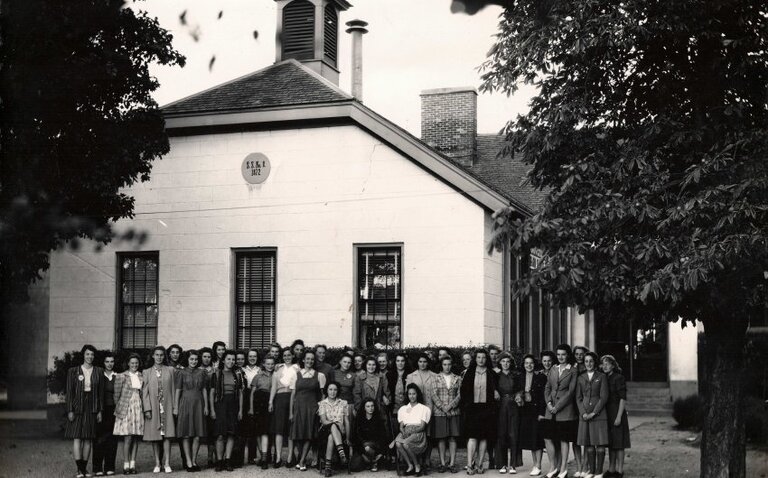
282;0;315;61
323;4;338;66
236;251;277;349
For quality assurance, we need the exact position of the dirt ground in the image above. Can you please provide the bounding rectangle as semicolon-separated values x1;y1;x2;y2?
0;416;765;477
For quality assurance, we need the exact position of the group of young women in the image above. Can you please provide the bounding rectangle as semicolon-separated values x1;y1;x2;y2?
63;341;630;478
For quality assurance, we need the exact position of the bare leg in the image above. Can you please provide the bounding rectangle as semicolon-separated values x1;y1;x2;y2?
82;439;92;462
615;450;625;474
183;438;194;467
216;436;225;462
544;439;559;474
403;447;420;473
325;436;335;461
449;438;457;466
288;438;295;463
152;442;162;467
129;437;139;464
225;436;235;459
163;439;171;468
122;437;132;466
438;439;447;466
299;440;311;466
330;425;344;446
477;440;488;471
558;442;570;475
260;435;270;456
275;434;285;463
73;439;83;460
192;437;200;466
532;449;543;469
466;438;477;469
572;443;582;474
396;443;413;471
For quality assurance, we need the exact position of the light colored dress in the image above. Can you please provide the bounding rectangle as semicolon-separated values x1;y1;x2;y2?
142;365;177;441
113;371;144;436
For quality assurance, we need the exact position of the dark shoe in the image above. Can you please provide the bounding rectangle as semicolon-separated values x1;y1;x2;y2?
273;460;283;469
225;459;233;472
214;461;223;472
438;465;446;473
191;465;201;472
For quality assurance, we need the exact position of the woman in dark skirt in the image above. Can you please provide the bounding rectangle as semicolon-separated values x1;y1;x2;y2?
290;349;326;471
544;344;578;478
538;351;558;478
460;348;498;475
270;347;296;467
519;354;547;476
496;353;523;474
66;344;104;478
431;356;462;473
93;352;117;476
250;355;275;469
576;352;609;478
175;349;209;471
601;355;630;478
209;350;244;471
354;399;388;471
333;355;358;423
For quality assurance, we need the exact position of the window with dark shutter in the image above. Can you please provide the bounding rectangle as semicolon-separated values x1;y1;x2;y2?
323;3;338;67
118;252;159;350
282;0;315;61
235;250;277;349
357;247;401;349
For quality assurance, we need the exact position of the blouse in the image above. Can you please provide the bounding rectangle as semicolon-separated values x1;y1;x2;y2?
473;369;488;403
251;371;272;392
397;402;431;425
128;371;142;389
273;364;293;394
83;366;94;392
223;370;235;394
243;366;260;387
318;398;348;425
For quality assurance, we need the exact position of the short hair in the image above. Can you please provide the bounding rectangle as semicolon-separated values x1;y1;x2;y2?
540;350;555;362
364;357;377;370
147;345;167;367
555;344;574;363
440;356;453;366
584;351;599;365
212;341;226;353
218;349;236;369
102;350;115;360
262;355;276;364
573;346;590;355
235;349;247;358
474;348;489;361
168;343;183;354
417;352;431;363
324;381;340;395
246;348;260;363
360;398;380;417
600;354;623;374
405;383;424;404
315;344;327;352
290;339;305;349
199;347;213;357
498;352;515;367
487;344;501;353
299;349;315;366
280;346;296;363
186;349;200;368
269;342;282;350
522;354;537;364
125;352;143;370
81;344;97;356
376;352;389;360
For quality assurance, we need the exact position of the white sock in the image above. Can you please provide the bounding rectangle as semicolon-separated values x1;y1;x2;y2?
124;462;130;469
129;460;136;468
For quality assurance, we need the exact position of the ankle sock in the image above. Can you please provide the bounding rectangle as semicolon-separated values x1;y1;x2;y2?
336;445;347;461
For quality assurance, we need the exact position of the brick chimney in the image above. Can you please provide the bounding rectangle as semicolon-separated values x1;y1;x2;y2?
420;87;477;167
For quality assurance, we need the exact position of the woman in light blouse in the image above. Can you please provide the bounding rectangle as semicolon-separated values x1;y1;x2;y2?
394;383;432;476
431;356;462;473
318;382;351;476
270;347;296;467
249;355;275;469
407;353;437;469
460;348;498;475
113;353;144;475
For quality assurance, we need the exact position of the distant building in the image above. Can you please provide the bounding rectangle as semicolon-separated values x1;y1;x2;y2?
4;0;698;409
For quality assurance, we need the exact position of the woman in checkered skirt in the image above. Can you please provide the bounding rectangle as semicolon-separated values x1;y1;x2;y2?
113;353;144;474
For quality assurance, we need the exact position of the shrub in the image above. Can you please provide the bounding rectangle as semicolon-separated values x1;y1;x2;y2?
673;394;705;429
744;396;768;444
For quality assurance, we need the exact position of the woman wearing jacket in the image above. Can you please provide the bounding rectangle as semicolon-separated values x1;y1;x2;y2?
66;344;104;478
519;354;547;476
93;352;118;476
460;348;498;475
496;353;523;474
210;350;245;472
576;353;609;478
355;357;390;417
601;355;630;478
113;353;144;475
431;356;462;473
142;346;178;473
544;344;578;478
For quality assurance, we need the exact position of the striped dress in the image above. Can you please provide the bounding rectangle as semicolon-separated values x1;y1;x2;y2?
64;365;103;439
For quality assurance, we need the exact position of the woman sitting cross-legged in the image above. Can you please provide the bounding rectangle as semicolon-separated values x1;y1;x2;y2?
393;383;431;476
354;399;389;472
318;382;352;476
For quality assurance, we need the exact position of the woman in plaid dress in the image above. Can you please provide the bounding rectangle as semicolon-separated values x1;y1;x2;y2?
113;353;144;474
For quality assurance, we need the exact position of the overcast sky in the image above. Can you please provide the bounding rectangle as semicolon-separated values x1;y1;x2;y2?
139;0;535;135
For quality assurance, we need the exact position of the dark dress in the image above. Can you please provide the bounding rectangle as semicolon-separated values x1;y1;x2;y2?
605;372;631;449
93;372;117;474
177;368;208;438
290;370;322;440
354;413;388;455
496;371;523;468
459;366;498;442
518;371;546;450
212;369;241;436
250;372;273;435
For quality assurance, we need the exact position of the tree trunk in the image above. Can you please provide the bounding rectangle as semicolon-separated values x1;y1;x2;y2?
700;315;747;478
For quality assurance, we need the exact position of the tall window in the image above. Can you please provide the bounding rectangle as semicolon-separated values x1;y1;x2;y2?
118;253;159;349
357;246;401;349
235;250;277;349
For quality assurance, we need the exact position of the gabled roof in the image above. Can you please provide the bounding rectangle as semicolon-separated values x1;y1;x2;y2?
161;60;536;215
163;60;352;115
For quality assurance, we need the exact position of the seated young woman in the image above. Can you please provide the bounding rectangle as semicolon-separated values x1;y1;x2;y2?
318;382;351;476
354;398;389;471
393;383;431;476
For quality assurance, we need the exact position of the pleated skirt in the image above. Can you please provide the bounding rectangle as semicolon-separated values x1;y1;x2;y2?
577;418;609;446
432;415;462;439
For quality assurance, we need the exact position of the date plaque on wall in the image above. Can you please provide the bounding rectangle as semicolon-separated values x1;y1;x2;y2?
241;152;271;184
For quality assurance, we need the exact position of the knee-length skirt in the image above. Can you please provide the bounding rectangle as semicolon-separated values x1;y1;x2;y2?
395;425;427;455
577;418;609;446
463;403;496;441
432;415;462;439
113;390;144;436
65;392;98;439
177;390;207;438
213;394;238;436
270;392;291;436
554;419;578;443
608;413;631;449
251;390;271;436
518;403;544;450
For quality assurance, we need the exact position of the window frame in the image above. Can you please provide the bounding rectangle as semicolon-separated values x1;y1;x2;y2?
115;251;160;351
232;248;278;350
353;243;404;349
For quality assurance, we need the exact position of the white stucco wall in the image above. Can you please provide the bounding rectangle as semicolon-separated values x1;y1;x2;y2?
47;125;502;362
483;214;504;346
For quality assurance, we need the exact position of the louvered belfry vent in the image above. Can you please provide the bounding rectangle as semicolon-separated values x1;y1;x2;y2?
282;0;315;61
323;3;338;66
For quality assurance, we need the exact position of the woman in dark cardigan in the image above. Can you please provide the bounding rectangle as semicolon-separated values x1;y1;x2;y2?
66;344;104;478
519;354;547;476
460;348;498;475
354;398;389;471
93;352;118;476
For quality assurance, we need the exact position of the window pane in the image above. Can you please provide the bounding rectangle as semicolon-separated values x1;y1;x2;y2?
235;251;277;349
118;252;159;350
357;247;401;349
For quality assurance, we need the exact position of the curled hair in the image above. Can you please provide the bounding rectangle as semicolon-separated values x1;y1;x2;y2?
218;349;237;370
555;344;574;364
81;344;97;356
314;344;328;352
360;398;380;417
522;354;537;367
324;380;340;395
583;351;599;366
364;356;377;372
167;343;183;354
290;339;305;350
417;352;431;365
125;352;143;371
498;352;515;369
185;349;200;368
573;345;590;357
540;350;556;362
406;383;424;404
280;347;296;364
299;349;315;367
474;348;489;362
212;341;226;353
600;354;623;374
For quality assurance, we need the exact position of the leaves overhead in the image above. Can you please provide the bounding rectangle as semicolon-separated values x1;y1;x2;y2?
480;0;768;326
0;0;185;301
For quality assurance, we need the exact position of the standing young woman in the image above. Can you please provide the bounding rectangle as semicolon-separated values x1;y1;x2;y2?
113;353;143;474
332;355;358;422
240;348;261;466
175;349;209;472
168;345;184;370
431;356;462;473
318;382;351;476
571;346;589;476
209;350;244;472
200;348;214;375
315;345;335;379
270;347;296;467
575;353;609;478
538;351;559;478
600;356;630;478
544;345;578;478
290;349;327;471
394;384;431;476
93;352;118;476
66;344;104;478
518;354;547;476
250;355;275;469
354;399;388;471
496;352;523;474
355;358;390;418
211;342;226;369
353;353;367;379
199;347;216;468
460;348;499;475
142;346;178;473
461;352;473;374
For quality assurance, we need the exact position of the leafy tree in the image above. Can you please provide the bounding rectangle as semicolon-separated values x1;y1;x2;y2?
0;0;184;302
479;0;767;476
